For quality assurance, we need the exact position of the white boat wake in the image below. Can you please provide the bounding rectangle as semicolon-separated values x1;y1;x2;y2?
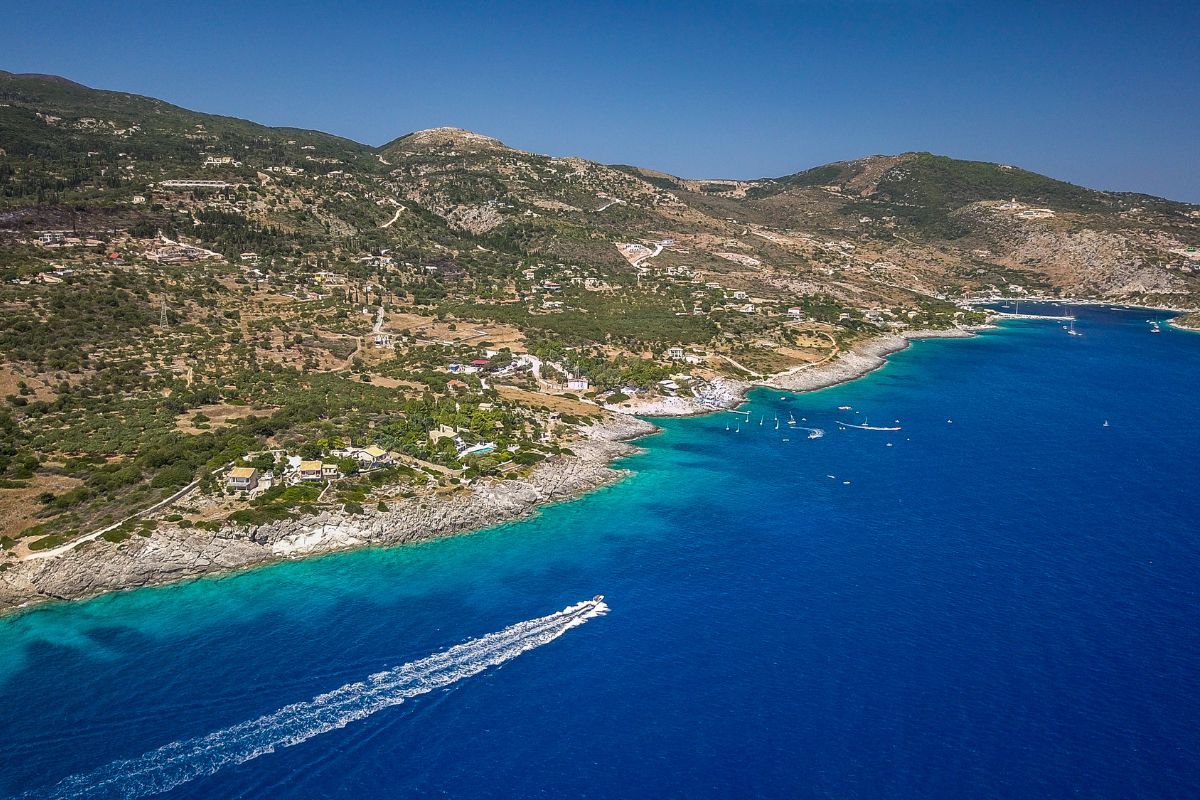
21;598;609;800
836;421;901;431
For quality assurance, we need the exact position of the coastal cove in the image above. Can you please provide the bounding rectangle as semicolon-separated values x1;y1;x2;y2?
0;323;995;614
2;304;1199;799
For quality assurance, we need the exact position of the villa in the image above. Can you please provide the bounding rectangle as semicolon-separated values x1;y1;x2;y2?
226;467;258;491
459;441;498;458
352;445;391;469
297;460;324;482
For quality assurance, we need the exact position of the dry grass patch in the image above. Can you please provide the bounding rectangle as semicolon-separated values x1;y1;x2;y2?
493;385;602;417
0;473;83;540
176;403;275;434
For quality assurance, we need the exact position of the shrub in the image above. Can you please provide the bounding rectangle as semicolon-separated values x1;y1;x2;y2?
28;534;68;551
151;463;194;489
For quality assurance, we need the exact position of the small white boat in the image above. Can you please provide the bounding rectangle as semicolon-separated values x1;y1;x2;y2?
1103;420;1110;427
837;421;901;431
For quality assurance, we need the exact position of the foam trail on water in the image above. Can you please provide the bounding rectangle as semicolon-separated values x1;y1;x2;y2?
22;598;608;800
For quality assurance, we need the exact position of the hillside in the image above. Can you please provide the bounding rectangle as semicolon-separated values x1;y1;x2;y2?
0;71;1197;557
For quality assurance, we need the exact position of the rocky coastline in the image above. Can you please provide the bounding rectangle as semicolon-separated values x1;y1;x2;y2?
1168;312;1200;332
0;324;996;615
0;415;657;614
602;377;750;417
607;327;993;417
764;326;990;394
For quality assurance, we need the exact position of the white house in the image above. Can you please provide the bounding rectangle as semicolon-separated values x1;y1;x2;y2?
297;460;324;482
567;376;590;392
226;467;258;491
348;445;391;469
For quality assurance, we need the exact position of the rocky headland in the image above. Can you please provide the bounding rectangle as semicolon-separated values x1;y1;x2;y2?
0;415;657;614
765;326;989;393
0;321;1015;615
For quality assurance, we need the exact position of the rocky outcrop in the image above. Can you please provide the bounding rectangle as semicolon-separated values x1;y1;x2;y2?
443;203;506;234
1006;228;1187;298
0;416;657;614
605;377;750;417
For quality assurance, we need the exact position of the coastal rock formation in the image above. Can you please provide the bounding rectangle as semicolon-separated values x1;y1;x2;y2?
0;416;656;613
605;377;750;417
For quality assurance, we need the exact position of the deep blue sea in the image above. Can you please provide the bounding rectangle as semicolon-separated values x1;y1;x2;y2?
2;305;1199;799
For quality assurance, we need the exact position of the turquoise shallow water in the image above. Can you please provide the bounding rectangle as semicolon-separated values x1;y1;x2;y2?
2;305;1199;798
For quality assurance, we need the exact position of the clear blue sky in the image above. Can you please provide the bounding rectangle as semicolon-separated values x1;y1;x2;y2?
5;0;1198;201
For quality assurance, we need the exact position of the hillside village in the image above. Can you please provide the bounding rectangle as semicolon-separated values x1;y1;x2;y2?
1;71;1198;563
